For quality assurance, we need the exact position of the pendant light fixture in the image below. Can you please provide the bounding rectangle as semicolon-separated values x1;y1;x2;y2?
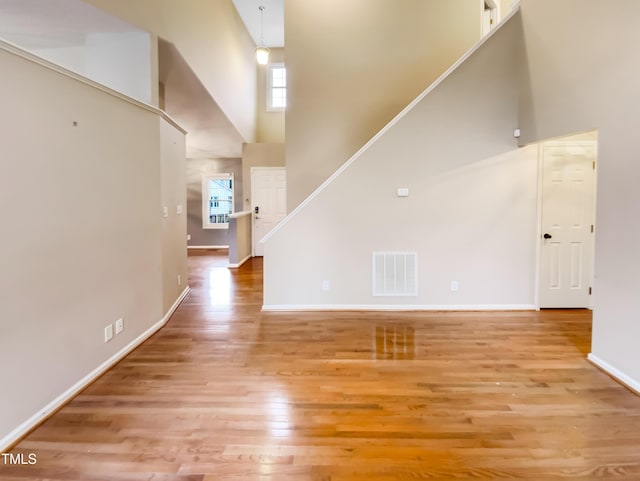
255;5;270;65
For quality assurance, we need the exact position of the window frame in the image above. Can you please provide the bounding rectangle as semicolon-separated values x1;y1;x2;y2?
267;63;286;112
202;173;234;229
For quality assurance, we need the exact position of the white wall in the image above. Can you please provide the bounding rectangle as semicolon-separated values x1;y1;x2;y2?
0;42;187;448
0;0;155;105
85;32;153;104
518;0;640;387
32;45;85;73
264;16;538;309
19;33;154;105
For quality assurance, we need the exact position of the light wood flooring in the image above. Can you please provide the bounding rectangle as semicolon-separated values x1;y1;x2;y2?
3;250;640;480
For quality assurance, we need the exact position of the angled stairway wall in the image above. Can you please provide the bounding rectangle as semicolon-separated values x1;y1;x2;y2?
284;0;484;210
263;11;538;309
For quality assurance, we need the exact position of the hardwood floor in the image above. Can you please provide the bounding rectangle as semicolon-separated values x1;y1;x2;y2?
3;250;640;480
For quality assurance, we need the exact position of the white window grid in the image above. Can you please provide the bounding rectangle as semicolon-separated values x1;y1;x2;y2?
268;64;286;111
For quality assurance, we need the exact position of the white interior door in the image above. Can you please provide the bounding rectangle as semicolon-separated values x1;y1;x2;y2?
540;142;596;308
251;167;287;257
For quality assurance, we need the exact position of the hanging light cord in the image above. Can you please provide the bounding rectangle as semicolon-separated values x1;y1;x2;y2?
259;5;266;47
255;5;269;65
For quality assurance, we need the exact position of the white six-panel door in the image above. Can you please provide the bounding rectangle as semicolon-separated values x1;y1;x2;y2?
540;142;596;308
251;167;287;257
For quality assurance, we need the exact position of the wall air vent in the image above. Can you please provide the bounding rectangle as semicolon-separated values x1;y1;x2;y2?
372;252;418;297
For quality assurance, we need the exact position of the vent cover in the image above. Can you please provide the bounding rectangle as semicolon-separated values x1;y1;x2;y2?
372;252;418;297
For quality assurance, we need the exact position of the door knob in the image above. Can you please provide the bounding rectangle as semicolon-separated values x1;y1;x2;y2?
543;233;552;239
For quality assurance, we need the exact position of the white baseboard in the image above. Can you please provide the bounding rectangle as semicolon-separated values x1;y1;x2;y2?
229;254;252;268
588;353;640;395
187;245;229;250
262;304;537;312
0;286;191;452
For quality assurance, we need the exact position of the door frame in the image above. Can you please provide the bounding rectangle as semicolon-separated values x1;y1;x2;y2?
481;0;499;37
534;139;598;309
250;166;287;257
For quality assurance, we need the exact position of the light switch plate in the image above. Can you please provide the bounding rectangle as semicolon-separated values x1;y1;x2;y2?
397;188;409;197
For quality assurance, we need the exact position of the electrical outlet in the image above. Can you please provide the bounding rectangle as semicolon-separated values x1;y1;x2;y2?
322;280;330;291
450;280;459;292
163;206;169;218
187;234;191;241
176;205;183;215
177;274;181;286
104;324;113;343
115;318;124;335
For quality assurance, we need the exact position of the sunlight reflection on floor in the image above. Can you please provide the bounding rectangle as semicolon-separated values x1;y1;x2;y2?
268;392;292;439
208;268;232;306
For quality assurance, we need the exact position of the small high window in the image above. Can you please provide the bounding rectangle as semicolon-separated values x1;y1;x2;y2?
202;174;234;229
268;64;286;111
